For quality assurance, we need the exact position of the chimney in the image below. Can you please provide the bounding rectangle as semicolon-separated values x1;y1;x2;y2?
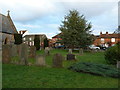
106;32;108;35
100;32;102;35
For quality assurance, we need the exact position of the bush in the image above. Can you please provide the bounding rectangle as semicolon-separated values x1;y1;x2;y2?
68;62;120;78
14;34;22;45
105;43;120;65
34;35;40;50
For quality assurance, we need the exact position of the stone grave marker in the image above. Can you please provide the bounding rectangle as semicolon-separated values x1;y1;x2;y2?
16;44;21;56
117;61;120;68
2;45;11;64
35;55;46;66
79;48;83;55
10;44;17;57
68;49;72;54
29;46;36;58
66;54;75;60
45;47;50;55
52;53;63;68
19;43;29;65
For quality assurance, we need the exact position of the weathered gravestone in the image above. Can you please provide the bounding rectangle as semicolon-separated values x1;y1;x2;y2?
45;47;50;55
79;48;83;55
117;61;120;68
2;45;11;64
52;53;63;68
10;44;17;57
29;46;36;58
35;55;46;66
19;43;29;65
16;45;21;56
68;49;72;54
66;54;75;60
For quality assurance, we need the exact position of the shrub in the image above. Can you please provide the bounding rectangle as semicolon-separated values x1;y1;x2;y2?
68;62;120;78
14;34;22;45
105;43;120;65
34;35;40;50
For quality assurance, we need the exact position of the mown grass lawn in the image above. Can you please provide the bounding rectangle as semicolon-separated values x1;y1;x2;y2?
2;49;119;88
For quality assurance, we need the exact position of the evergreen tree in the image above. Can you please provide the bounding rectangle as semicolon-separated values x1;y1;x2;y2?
44;38;49;49
34;35;40;50
59;10;94;49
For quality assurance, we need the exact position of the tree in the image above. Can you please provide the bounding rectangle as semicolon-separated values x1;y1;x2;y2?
44;38;49;49
59;10;94;49
34;35;40;50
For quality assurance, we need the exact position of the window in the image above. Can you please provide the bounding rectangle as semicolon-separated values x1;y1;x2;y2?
23;38;26;41
111;38;115;42
101;38;104;43
29;37;32;40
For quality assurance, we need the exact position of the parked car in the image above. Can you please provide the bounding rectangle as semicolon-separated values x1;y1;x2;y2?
89;45;100;50
55;45;65;49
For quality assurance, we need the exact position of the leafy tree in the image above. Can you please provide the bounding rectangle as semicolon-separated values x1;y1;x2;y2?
59;10;94;49
34;35;40;50
44;38;49;49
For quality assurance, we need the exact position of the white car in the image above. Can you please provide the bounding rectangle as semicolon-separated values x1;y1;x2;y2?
89;45;100;50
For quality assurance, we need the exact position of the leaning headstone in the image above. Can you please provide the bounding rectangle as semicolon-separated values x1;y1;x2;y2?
10;44;17;57
19;43;29;65
29;46;36;58
45;47;50;55
52;53;63;68
79;48;83;55
66;54;75;60
2;45;11;64
35;55;46;66
117;61;120;68
68;49;72;54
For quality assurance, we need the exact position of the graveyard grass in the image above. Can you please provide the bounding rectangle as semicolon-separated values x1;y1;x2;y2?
3;49;118;88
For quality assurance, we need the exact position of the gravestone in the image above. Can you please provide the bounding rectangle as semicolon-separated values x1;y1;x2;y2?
19;43;29;65
66;54;75;60
29;46;36;58
45;47;50;55
79;48;83;55
16;45;21;56
68;49;72;54
10;44;17;57
35;55;46;66
117;61;120;68
2;45;11;64
52;53;63;68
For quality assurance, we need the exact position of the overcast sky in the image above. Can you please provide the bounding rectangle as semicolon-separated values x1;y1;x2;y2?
0;0;119;38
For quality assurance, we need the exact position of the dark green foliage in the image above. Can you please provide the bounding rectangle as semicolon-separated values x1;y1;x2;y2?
44;38;49;49
34;35;40;50
14;34;22;45
59;10;94;49
105;43;120;65
68;62;120;78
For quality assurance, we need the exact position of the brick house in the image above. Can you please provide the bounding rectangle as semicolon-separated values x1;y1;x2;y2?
93;32;120;47
51;33;62;47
